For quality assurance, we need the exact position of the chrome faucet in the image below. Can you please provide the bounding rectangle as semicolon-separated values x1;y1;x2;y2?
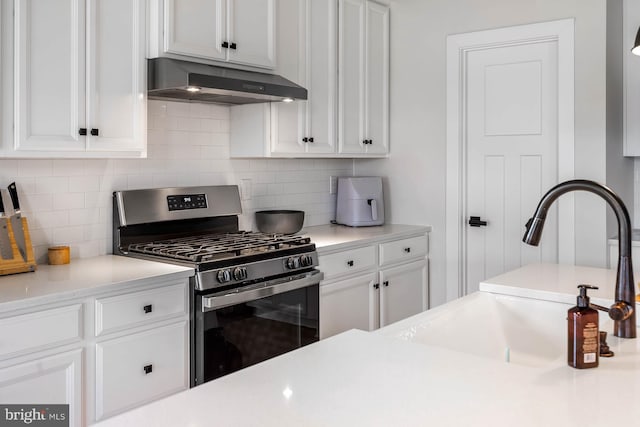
523;179;636;338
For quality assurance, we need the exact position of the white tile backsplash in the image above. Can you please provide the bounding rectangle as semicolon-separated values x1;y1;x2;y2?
0;100;353;263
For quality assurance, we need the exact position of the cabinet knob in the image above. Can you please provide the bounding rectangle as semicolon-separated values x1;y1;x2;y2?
221;41;229;48
383;281;389;287
143;304;153;314
302;137;309;143
90;128;99;136
143;364;153;374
229;42;237;50
373;283;380;289
404;247;411;253
79;128;87;136
308;137;314;143
347;260;354;267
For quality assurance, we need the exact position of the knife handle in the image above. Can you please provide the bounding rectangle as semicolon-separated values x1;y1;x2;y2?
8;182;19;211
0;191;4;216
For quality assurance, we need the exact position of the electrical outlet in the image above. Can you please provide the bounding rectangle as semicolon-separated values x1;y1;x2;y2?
329;176;338;194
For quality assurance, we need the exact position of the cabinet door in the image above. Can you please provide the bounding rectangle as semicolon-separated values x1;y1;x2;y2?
270;0;336;156
305;0;337;154
624;0;640;156
95;321;188;421
269;0;306;155
338;0;365;154
0;349;83;427
363;1;389;154
320;273;378;339
379;260;428;327
14;0;86;152
87;0;146;154
164;0;226;61
227;0;276;68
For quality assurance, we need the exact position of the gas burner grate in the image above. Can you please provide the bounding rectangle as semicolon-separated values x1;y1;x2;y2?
127;231;311;263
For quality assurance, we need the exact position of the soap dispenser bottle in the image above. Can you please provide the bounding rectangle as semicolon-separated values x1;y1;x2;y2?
568;284;599;369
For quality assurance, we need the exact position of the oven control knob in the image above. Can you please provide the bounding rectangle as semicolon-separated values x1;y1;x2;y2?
299;254;313;267
233;267;248;281
286;257;300;269
217;269;232;283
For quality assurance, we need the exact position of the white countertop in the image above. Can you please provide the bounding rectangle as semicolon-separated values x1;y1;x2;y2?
94;262;640;427
302;223;431;252
0;255;193;311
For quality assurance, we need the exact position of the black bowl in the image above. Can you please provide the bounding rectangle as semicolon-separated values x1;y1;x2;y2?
255;210;305;235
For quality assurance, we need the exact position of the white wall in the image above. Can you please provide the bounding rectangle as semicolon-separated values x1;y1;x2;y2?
0;100;353;264
355;0;611;308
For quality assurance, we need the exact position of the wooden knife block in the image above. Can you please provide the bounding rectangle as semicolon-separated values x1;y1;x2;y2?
0;217;37;276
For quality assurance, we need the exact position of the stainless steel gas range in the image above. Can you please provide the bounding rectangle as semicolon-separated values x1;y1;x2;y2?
113;185;321;386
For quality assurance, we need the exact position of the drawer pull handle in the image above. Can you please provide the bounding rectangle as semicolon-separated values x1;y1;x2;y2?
347;260;354;267
143;304;153;314
144;364;153;374
404;247;411;253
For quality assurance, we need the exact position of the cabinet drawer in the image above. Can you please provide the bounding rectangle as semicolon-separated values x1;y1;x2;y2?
95;282;187;336
95;321;188;420
319;245;376;279
0;304;82;358
379;235;428;266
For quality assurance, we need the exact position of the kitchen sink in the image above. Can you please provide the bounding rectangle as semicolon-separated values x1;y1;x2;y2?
378;291;613;368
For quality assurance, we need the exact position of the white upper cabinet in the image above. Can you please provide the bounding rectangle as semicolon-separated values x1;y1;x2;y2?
270;0;337;156
152;0;276;69
5;0;146;158
230;0;388;159
338;0;389;155
624;0;640;156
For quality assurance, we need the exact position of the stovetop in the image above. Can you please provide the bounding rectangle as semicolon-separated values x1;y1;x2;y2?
126;231;313;264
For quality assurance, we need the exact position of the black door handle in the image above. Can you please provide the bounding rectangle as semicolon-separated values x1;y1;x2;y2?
469;216;488;227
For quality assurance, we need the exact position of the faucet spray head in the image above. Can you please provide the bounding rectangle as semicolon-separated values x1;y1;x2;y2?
523;216;545;246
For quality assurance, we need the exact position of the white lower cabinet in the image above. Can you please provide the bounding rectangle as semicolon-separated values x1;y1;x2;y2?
0;277;189;426
95;321;188;421
0;349;83;427
379;260;428;327
319;232;429;339
320;273;377;338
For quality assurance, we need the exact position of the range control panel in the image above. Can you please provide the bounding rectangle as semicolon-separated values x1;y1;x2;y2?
167;194;207;211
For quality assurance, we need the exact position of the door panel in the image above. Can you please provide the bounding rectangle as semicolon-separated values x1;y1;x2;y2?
320;273;377;339
364;1;388;154
379;260;428;327
15;0;85;151
164;0;226;60
338;0;364;153
88;0;145;152
465;40;559;294
228;0;275;68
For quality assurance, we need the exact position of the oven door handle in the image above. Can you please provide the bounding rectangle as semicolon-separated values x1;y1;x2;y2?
201;270;323;312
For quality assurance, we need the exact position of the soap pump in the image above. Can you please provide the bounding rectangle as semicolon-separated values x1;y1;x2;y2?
568;284;599;369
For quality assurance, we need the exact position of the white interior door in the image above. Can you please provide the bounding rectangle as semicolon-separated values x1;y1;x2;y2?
464;40;560;294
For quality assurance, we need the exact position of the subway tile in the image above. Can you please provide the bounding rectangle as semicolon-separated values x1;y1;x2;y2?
53;193;84;210
17;160;53;177
53;225;85;245
52;159;86;176
69;208;101;226
31;211;69;229
34;176;68;195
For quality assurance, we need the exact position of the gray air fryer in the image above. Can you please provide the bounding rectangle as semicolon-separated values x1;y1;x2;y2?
336;177;384;227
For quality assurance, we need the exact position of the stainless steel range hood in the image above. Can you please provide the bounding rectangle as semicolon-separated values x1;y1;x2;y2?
147;58;307;105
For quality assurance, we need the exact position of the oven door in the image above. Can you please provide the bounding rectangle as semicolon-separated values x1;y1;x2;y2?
193;269;322;385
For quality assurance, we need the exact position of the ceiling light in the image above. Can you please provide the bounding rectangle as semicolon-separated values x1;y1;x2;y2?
633;27;640;56
282;97;294;103
186;86;201;92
